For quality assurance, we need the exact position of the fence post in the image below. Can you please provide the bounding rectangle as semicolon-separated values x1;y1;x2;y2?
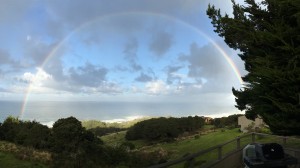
218;146;222;160
252;133;255;143
237;136;241;150
283;136;287;146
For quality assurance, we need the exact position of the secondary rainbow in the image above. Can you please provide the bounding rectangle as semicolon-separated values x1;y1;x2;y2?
20;11;244;119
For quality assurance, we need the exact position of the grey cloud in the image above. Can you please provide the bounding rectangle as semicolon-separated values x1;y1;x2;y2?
0;49;13;65
179;42;237;92
41;0;189;49
166;65;182;84
68;63;108;87
114;65;129;72
124;38;138;60
24;41;62;66
149;31;173;57
0;0;34;22
43;56;65;82
0;49;23;71
131;62;142;71
123;38;143;71
135;73;153;82
180;43;230;79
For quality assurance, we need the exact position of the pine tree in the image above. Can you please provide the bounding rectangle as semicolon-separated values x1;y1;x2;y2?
207;0;300;135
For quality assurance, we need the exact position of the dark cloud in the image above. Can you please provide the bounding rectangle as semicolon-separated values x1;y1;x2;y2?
135;72;153;82
165;65;182;84
123;38;143;71
179;43;230;79
68;63;108;87
149;31;173;57
179;42;237;92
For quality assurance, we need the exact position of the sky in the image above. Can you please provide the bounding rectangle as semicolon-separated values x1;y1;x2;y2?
0;0;248;118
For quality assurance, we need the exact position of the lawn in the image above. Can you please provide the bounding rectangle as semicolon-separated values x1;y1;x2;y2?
101;128;243;167
147;128;242;159
101;128;243;158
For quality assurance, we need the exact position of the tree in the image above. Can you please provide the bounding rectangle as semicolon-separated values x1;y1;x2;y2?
0;116;20;142
50;116;105;167
207;0;300;135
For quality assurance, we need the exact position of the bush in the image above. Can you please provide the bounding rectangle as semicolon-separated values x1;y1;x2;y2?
126;116;205;141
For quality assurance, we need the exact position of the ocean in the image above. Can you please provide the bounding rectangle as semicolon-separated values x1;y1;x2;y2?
0;101;236;127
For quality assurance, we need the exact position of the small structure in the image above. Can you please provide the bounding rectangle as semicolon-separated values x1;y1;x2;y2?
201;116;213;124
204;117;213;124
238;115;265;132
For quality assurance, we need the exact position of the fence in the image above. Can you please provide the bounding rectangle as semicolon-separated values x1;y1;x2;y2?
149;132;300;168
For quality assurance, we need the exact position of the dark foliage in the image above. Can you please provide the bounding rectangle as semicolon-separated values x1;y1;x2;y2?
0;116;166;167
0;116;50;149
207;0;300;135
213;114;243;128
125;116;205;141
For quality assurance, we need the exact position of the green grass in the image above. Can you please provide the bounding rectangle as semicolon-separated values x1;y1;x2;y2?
101;131;148;148
101;128;242;167
101;128;300;167
149;128;242;159
101;128;242;158
0;152;48;168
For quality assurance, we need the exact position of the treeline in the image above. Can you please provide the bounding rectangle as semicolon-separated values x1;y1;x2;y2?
0;116;164;167
126;116;205;141
213;114;243;128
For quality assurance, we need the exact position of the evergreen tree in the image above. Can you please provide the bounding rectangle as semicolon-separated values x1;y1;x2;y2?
207;0;300;135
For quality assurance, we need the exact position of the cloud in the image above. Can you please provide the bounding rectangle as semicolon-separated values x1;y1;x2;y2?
24;41;63;67
0;0;34;22
123;38;142;71
180;43;231;79
64;81;122;94
149;31;173;57
165;65;183;84
0;49;13;65
179;42;239;92
0;49;22;71
68;62;108;87
145;80;169;95
135;72;153;82
18;68;52;86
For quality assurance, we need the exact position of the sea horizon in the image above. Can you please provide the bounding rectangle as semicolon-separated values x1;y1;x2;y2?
0;100;240;127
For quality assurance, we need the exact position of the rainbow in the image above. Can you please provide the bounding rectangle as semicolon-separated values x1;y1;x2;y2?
20;11;244;119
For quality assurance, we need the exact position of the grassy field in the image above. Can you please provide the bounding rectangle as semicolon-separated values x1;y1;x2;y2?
139;128;242;159
0;141;50;168
101;128;243;167
0;152;48;168
101;128;243;156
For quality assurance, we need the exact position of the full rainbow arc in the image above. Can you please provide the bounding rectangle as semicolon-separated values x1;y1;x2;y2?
20;11;244;119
